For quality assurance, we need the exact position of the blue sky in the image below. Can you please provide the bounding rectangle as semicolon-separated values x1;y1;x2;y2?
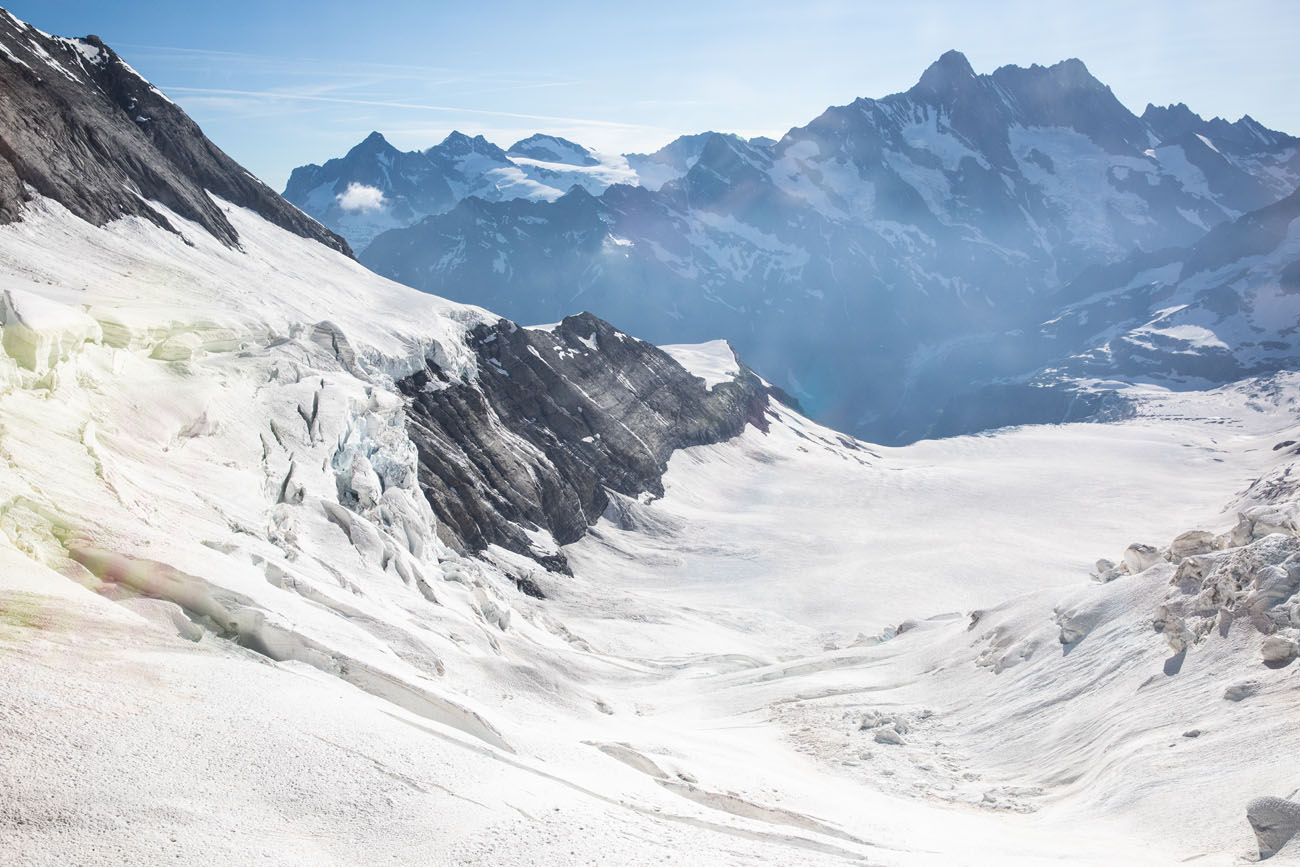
8;1;1299;189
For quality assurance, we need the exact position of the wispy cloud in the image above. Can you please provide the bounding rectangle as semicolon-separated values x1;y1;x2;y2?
161;85;668;133
119;42;578;92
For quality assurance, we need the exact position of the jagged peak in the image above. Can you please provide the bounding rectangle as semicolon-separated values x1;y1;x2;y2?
628;130;732;161
691;130;772;168
439;130;495;148
433;130;508;159
699;130;742;150
912;49;977;95
990;56;1107;92
1143;102;1203;122
558;183;595;200
1047;57;1101;87
343;131;399;162
1143;102;1291;149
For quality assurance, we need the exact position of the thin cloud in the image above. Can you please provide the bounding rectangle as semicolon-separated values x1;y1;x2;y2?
119;42;576;91
161;85;669;132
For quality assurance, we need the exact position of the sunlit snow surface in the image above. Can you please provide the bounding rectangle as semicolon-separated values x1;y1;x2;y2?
1;198;1298;865
660;339;740;390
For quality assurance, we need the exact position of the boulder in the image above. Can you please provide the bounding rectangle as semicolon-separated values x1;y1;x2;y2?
1169;530;1216;561
1093;558;1124;582
1224;680;1262;702
1261;635;1298;665
1123;543;1163;574
873;728;905;746
1247;796;1300;859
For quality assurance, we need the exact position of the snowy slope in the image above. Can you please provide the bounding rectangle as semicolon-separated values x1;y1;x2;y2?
660;339;740;390
3;196;1297;862
3;11;1300;866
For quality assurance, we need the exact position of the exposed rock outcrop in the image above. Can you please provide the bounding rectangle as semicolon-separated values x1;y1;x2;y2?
0;11;349;253
1248;796;1300;859
1095;502;1300;667
399;313;775;570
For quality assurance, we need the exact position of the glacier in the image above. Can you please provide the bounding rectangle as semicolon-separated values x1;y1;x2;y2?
1;7;1300;866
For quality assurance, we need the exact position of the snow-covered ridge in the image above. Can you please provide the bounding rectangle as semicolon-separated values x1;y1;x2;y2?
283;128;785;255
0;194;485;382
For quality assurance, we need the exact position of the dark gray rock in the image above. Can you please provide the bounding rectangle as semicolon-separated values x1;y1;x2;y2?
1247;796;1300;859
1224;680;1262;702
399;313;775;569
0;13;349;254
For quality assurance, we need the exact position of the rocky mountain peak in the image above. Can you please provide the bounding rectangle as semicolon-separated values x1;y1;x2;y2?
347;130;397;159
1143;102;1294;152
910;49;979;100
990;57;1146;153
673;131;774;205
0;10;351;254
435;130;508;161
1143;102;1207;141
1043;57;1103;89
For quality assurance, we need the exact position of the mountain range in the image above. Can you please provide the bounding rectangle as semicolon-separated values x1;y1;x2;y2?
286;51;1300;442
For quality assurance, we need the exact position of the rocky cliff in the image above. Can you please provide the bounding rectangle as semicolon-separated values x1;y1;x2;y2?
0;11;350;253
399;313;776;573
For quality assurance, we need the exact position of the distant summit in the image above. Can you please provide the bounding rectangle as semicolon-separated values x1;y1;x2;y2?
283;128;645;251
508;134;599;166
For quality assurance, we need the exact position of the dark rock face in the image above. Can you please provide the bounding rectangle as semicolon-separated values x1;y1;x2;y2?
1247;796;1300;859
398;313;773;569
0;12;350;254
